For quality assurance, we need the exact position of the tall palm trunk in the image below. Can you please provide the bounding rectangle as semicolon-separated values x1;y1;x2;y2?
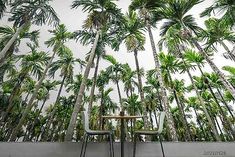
189;35;235;99
134;49;148;129
88;55;100;116
179;50;221;141
216;88;235;119
41;74;66;141
193;108;207;140
147;21;178;141
9;49;57;141
0;23;27;65
156;88;163;111
99;88;104;130
213;114;225;141
116;78;122;108
65;30;100;141
167;69;192;141
219;41;235;61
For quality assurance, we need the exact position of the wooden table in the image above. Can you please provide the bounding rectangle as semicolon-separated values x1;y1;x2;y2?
102;115;143;157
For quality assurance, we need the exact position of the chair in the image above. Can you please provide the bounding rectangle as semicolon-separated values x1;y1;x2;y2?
133;112;166;157
80;111;114;157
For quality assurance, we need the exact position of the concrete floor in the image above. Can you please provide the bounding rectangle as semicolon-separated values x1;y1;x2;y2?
0;142;234;157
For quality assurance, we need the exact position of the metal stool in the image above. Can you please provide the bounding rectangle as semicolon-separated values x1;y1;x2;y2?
80;111;114;157
133;112;166;157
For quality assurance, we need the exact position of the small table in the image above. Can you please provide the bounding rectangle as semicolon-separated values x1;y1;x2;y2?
102;114;143;157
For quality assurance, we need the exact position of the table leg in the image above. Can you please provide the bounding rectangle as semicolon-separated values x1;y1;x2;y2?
121;118;125;157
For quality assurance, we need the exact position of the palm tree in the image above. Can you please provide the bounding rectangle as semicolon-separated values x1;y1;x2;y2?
0;0;7;19
118;10;150;129
105;55;124;107
1;44;49;123
65;0;123;141
87;41;107;116
159;52;193;141
0;25;39;67
158;0;235;140
186;96;208;140
123;93;143;139
49;48;81;105
159;29;221;140
185;50;235;119
129;0;178;140
98;87;117;130
159;0;235;99
95;70;110;129
198;18;235;61
9;24;72;141
0;55;17;83
121;64;138;98
41;49;84;141
0;0;59;64
201;0;235;27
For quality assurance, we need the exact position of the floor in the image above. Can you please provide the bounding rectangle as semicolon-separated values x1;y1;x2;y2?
0;142;234;157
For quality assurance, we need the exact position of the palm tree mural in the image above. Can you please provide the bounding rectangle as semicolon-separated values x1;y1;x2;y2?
0;0;234;143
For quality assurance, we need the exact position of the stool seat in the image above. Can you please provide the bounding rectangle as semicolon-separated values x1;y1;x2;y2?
135;130;160;135
86;130;112;135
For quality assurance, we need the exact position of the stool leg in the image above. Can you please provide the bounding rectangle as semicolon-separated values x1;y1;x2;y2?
109;133;114;157
82;134;89;157
80;133;86;157
159;134;165;157
133;134;137;157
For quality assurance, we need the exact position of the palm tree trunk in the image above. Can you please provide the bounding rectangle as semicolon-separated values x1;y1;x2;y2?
193;108;207;140
149;110;154;130
189;38;235;99
156;88;163;111
9;49;57;141
88;55;100;116
0;23;27;65
216;88;235;119
116;79;122;108
179;49;221;141
147;21;178;141
24;91;30;102
134;49;148;129
153;109;159;128
167;69;192;141
213;115;224;141
220;41;235;61
65;30;100;141
99;88;104;130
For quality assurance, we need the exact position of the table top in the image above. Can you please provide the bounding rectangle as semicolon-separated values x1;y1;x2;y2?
102;115;143;119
